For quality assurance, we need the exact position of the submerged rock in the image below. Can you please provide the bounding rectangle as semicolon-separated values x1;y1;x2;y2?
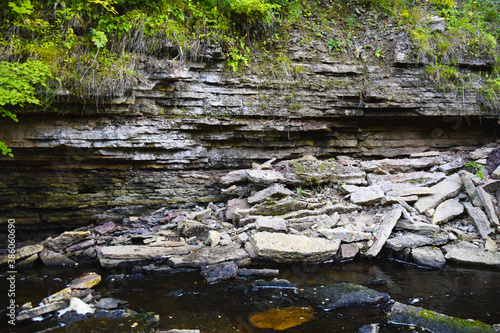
299;283;390;311
249;306;314;330
388;301;496;332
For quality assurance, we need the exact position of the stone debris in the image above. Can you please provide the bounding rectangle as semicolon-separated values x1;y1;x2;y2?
414;174;463;214
2;148;499;280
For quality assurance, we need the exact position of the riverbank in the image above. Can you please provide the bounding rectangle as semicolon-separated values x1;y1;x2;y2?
2;144;500;331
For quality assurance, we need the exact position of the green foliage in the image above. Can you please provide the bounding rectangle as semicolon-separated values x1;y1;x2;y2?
0;59;55;157
465;161;485;179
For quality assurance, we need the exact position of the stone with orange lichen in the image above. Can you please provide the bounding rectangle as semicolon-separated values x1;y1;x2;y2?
249;306;314;330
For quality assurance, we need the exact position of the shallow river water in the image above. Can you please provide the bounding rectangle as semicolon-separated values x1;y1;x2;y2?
3;259;500;332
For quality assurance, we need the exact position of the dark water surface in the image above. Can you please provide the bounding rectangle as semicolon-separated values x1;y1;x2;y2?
2;259;500;332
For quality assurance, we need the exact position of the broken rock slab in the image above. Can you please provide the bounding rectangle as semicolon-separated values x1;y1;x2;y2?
249;232;341;263
167;245;249;268
318;227;372;243
365;209;402;258
17;300;70;321
431;199;464;225
414;174;463;214
477;187;500;227
463;202;492;240
459;170;482;207
250;197;309;216
255;216;287;232
395;219;440;237
246;169;285;185
385;234;438;252
367;171;446;188
200;261;238;284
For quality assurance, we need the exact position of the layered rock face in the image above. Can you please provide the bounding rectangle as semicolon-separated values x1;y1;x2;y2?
0;35;498;235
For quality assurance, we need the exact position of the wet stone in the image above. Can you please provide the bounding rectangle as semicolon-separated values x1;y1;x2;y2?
249;306;315;331
411;246;446;269
252;278;296;290
40;250;77;267
69;272;101;289
95;297;128;310
200;261;238;284
299;283;390;311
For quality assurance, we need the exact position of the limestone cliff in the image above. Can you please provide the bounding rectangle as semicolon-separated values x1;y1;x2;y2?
0;26;498;236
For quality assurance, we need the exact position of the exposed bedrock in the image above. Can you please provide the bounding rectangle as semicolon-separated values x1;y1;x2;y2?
0;52;498;236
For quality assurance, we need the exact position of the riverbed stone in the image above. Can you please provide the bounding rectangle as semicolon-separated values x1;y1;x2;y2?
17;300;70;321
414;174;463;214
386;186;435;197
388;301;496;332
95;222;117;235
411;246;446;269
249;306;315;331
44;231;92;252
349;185;384;205
365;209;402;258
247;183;294;204
95;298;128;310
178;220;208;237
0;243;44;265
237;268;279;278
445;247;500;266
337;243;359;260
200;261;238;284
432;199;464;224
299;283;390;311
249;232;341;263
221;169;248;184
358;324;380;333
226;198;250;221
459;170;483;207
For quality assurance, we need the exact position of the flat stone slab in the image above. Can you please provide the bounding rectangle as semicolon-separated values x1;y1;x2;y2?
250;197;309;216
200;261;238;284
17;300;69;321
388;301;496;332
247;169;285;185
0;243;43;265
249;232;340;263
255;216;287;232
299;283;390;311
464;202;492;240
168;245;249;268
368;171;446;188
445;248;500;267
350;185;384;205
386;186;435;197
69;272;101;289
385;234;436;252
361;157;438;173
318;227;372;243
432;199;464;224
415;174;463;214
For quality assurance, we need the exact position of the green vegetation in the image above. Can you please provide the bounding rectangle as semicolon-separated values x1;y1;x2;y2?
0;0;499;155
465;160;485;179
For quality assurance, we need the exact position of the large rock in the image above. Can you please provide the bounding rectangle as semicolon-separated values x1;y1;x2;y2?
299;283;390;311
459;170;482;207
249;232;340;263
431;199;464;224
17;300;69;321
414;174;463;214
445;247;500;267
255;216;287;232
395;219;440;237
44;231;92;252
411;246;446;269
318;227;372;243
477;186;500;227
40;250;77;267
0;243;43;265
388;301;496;332
349;185;384;205
69;272;101;289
